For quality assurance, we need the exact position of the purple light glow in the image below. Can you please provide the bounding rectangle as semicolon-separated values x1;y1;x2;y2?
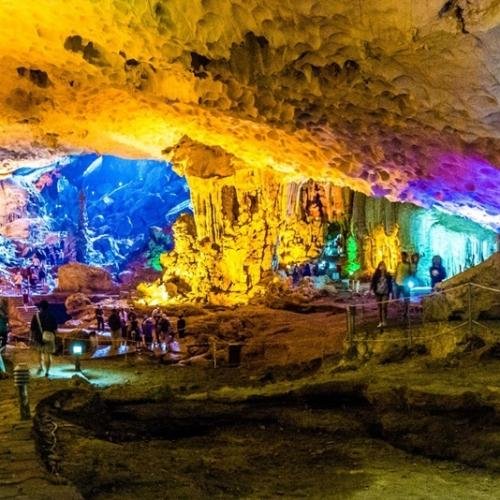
400;154;500;230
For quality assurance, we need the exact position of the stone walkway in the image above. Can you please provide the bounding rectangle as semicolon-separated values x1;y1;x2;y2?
0;377;82;499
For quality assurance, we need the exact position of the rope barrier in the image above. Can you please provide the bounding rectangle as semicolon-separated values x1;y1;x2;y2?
349;321;469;344
469;283;500;293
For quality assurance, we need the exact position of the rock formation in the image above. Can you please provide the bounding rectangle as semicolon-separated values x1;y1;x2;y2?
57;262;115;293
423;252;500;321
138;138;348;304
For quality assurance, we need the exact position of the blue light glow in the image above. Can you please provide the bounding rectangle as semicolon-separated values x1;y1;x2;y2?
2;154;192;274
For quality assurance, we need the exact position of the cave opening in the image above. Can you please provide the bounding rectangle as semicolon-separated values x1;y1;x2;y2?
0;154;192;292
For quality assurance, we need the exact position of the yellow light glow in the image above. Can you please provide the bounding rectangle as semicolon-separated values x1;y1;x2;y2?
363;225;401;274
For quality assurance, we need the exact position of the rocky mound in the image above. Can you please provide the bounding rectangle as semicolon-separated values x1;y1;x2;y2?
423;252;500;321
57;263;115;293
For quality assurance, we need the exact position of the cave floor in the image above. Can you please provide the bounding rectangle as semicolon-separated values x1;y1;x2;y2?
3;330;500;499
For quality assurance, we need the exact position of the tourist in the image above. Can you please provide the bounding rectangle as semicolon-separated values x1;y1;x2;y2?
394;251;411;318
107;308;122;354
429;255;447;289
88;330;99;354
159;314;171;347
28;266;38;289
410;252;420;280
152;307;161;321
22;287;31;310
48;247;57;266
30;300;57;378
141;316;154;349
292;266;300;285
128;311;141;343
302;263;311;277
168;333;181;354
118;308;128;342
370;261;393;328
312;262;319;276
0;299;9;378
38;265;47;287
95;305;104;331
177;313;186;338
14;270;23;293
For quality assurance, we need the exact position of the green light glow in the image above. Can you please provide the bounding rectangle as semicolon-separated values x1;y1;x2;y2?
346;234;361;276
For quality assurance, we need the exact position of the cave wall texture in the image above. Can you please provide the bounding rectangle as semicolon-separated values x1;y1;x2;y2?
0;1;498;225
0;1;498;303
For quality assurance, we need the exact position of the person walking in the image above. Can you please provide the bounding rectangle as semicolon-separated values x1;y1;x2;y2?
370;261;393;328
118;308;128;344
159;314;171;348
107;308;122;354
429;255;447;289
95;305;105;331
14;270;23;294
177;313;186;338
128;311;141;344
141;316;154;349
0;299;9;378
394;251;412;319
30;300;57;378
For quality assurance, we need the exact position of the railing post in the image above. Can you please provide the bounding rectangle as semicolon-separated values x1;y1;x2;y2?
13;364;31;420
212;340;217;368
407;314;413;349
468;282;473;337
346;305;356;345
345;307;351;345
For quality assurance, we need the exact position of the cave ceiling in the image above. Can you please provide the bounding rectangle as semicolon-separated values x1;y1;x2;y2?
0;0;499;228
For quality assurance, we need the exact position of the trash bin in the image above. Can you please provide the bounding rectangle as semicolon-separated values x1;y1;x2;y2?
227;343;243;367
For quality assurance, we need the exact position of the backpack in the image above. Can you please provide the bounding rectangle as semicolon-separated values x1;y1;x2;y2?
376;276;389;295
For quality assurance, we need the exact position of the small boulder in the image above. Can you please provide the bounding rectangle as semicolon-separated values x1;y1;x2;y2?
65;293;92;316
378;343;409;364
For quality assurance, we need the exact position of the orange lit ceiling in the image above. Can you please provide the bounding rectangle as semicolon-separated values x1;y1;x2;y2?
0;0;498;228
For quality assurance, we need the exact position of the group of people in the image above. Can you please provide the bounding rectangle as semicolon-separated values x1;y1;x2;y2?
290;263;314;285
96;305;186;353
13;258;55;303
370;253;447;328
8;241;68;299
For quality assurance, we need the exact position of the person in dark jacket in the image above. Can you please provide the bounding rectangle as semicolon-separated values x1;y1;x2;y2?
177;314;186;338
370;261;393;328
30;300;57;377
107;309;122;354
159;314;171;346
429;255;447;289
128;311;141;342
95;306;104;331
141;316;154;349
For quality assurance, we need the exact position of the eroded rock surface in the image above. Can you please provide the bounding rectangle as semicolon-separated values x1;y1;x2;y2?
0;1;498;228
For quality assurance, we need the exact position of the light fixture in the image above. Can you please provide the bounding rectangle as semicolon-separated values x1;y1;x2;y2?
71;342;84;371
